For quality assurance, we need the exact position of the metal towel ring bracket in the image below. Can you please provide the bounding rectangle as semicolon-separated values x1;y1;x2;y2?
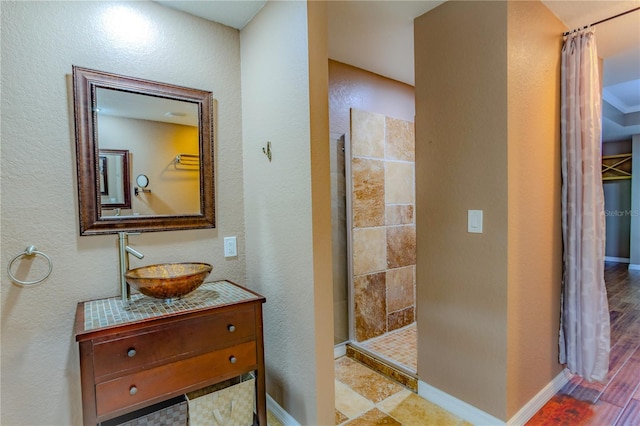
7;246;53;286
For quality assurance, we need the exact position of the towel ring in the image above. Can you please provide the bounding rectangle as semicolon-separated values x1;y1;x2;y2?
7;246;53;286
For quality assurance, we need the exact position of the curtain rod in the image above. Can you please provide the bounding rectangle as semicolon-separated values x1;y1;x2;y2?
562;6;640;36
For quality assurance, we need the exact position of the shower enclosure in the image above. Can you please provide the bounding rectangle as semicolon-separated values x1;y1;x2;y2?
331;108;417;376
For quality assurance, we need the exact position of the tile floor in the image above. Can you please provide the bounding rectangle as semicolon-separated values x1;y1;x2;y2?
273;262;639;425
527;262;640;425
359;323;417;372
268;409;284;426
334;356;469;425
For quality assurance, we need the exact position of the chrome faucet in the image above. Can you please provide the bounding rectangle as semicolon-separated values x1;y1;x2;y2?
118;232;144;304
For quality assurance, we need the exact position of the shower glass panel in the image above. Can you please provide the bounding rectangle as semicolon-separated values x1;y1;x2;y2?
331;133;349;345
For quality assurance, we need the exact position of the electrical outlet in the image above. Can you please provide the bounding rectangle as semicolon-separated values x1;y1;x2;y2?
224;236;237;257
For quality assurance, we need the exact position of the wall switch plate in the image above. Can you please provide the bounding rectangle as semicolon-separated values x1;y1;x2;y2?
468;210;483;233
224;236;237;257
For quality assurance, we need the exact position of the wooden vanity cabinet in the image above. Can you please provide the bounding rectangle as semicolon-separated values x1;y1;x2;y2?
74;282;266;426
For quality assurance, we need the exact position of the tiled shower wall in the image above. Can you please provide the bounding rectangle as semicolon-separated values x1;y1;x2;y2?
351;108;416;342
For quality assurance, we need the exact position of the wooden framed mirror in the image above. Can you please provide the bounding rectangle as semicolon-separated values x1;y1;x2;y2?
73;66;215;235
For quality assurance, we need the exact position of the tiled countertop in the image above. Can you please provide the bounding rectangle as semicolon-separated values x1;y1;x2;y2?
82;280;260;331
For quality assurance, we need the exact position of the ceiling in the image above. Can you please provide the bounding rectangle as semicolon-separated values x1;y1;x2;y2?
156;0;640;142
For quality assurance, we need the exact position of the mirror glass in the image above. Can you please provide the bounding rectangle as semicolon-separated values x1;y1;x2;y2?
73;66;215;235
99;149;131;210
136;174;149;188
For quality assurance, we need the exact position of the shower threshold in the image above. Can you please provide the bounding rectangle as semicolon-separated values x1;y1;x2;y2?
345;342;418;393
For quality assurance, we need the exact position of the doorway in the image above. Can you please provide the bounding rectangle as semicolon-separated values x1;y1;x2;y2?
328;57;418;382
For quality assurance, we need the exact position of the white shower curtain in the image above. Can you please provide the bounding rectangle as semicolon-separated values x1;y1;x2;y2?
559;28;610;382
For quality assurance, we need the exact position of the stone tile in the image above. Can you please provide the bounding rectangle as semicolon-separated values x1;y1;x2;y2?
335;408;349;425
388;307;414;332
354;272;387;341
378;391;472;426
335;379;374;420
386;266;414;312
385;117;414;162
344;408;401;426
387;225;416;269
346;344;418;391
358;324;417;373
335;357;404;404
353;227;386;275
352;157;385;228
268;409;284;426
386;204;414;226
351;108;385;159
385;161;414;204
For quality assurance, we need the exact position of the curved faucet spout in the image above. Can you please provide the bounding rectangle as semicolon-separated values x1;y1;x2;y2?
118;232;145;304
126;246;144;259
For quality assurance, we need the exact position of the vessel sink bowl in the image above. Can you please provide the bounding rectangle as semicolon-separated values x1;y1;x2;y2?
125;262;212;299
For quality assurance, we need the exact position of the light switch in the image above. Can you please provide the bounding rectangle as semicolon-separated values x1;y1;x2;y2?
468;210;483;233
224;236;237;257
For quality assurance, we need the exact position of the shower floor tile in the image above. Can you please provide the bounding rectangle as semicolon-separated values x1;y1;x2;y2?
359;323;417;371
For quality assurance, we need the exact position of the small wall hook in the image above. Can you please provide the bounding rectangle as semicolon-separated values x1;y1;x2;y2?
262;141;272;162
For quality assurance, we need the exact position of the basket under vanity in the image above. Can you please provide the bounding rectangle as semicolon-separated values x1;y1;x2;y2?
74;280;266;425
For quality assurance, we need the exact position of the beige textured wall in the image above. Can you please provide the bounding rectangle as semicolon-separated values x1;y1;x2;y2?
241;1;333;424
0;2;245;425
329;60;415;136
415;1;509;419
415;0;565;420
307;2;335;422
506;1;565;418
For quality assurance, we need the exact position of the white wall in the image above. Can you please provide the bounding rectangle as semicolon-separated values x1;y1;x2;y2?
1;2;245;424
241;1;334;424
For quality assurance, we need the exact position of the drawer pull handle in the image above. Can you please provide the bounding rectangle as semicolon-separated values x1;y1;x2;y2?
127;348;137;358
229;356;237;364
227;324;236;333
129;386;138;396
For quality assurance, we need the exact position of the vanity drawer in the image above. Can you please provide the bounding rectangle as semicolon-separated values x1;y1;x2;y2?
95;340;257;418
92;306;256;380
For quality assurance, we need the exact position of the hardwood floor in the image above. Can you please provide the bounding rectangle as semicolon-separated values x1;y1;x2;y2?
527;262;640;425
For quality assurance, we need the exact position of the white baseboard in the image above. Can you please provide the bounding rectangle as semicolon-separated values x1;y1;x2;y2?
605;256;630;263
417;369;572;426
629;264;640;271
507;369;572;425
418;380;505;425
334;342;347;359
267;394;300;426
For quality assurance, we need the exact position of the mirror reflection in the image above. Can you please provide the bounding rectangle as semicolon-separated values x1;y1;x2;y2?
99;149;131;211
96;88;200;217
73;66;215;235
